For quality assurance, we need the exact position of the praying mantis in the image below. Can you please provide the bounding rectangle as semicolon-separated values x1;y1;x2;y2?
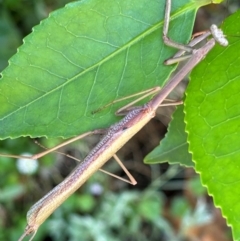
0;0;229;240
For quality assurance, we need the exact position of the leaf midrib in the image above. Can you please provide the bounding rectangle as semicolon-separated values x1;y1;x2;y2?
2;3;196;121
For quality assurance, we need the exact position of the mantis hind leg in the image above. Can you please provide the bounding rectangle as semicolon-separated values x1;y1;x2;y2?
35;140;137;185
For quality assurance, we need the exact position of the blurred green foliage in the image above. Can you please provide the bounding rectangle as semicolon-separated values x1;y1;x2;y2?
0;133;216;241
0;0;74;72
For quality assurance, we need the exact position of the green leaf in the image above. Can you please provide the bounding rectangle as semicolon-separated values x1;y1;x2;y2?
144;105;193;167
0;0;212;139
185;10;240;240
